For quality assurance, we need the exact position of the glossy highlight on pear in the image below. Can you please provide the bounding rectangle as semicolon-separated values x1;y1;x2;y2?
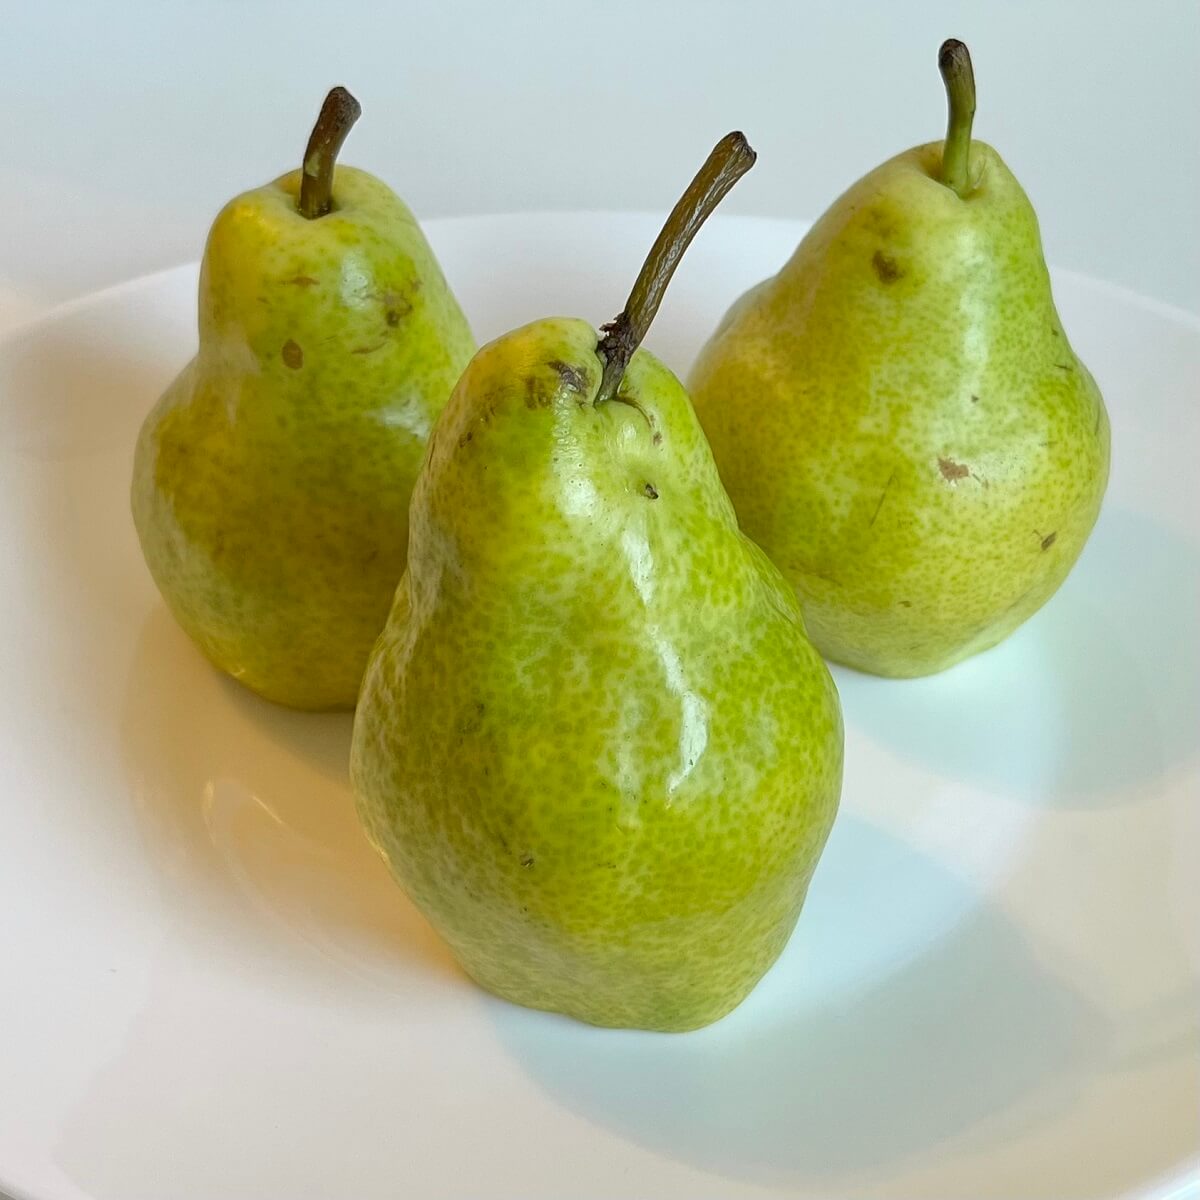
688;40;1110;677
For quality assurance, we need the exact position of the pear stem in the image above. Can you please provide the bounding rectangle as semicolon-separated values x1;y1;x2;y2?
938;39;976;198
298;87;362;220
595;132;757;406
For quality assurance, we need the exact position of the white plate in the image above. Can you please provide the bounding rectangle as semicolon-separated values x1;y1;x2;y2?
1;213;1197;1200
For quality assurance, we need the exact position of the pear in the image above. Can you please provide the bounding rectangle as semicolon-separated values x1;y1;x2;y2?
689;41;1110;677
132;88;475;709
351;134;843;1032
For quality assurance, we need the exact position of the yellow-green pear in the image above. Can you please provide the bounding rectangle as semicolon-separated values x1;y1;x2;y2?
689;41;1110;677
132;88;475;709
351;135;843;1031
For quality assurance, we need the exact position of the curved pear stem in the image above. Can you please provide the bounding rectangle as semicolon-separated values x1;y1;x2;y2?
938;39;976;197
595;132;757;406
298;86;362;219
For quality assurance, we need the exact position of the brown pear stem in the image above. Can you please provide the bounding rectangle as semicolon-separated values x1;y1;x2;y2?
595;132;757;406
938;39;976;198
298;86;362;219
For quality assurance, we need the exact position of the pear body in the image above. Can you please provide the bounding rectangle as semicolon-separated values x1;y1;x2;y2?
351;319;843;1030
132;166;475;709
689;142;1110;676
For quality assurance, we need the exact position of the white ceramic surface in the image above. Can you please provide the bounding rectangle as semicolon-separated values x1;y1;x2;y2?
0;213;1197;1200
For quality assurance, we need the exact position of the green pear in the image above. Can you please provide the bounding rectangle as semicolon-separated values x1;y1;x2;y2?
351;135;843;1032
132;88;475;709
689;41;1110;677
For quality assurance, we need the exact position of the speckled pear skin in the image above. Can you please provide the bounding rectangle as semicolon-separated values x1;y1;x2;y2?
351;318;843;1031
688;142;1110;677
132;165;475;709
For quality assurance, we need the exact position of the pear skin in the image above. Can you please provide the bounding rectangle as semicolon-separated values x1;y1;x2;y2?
132;92;474;709
689;44;1110;677
352;320;842;1030
351;136;844;1030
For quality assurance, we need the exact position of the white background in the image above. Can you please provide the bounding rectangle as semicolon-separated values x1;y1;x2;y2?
1;0;1197;331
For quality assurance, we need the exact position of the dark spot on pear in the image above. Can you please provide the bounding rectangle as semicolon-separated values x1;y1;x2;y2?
375;287;415;328
938;456;970;482
286;275;319;288
281;340;303;369
1041;531;1057;551
1055;362;1072;372
381;288;413;327
523;375;553;409
899;600;913;608
520;854;535;869
652;431;663;445
643;483;659;499
872;250;903;284
548;360;589;394
352;342;386;355
970;394;980;404
458;430;474;448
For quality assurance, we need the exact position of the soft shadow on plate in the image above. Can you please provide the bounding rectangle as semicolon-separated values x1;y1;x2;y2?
491;815;1192;1200
120;605;457;986
489;811;1200;1200
837;507;1200;809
